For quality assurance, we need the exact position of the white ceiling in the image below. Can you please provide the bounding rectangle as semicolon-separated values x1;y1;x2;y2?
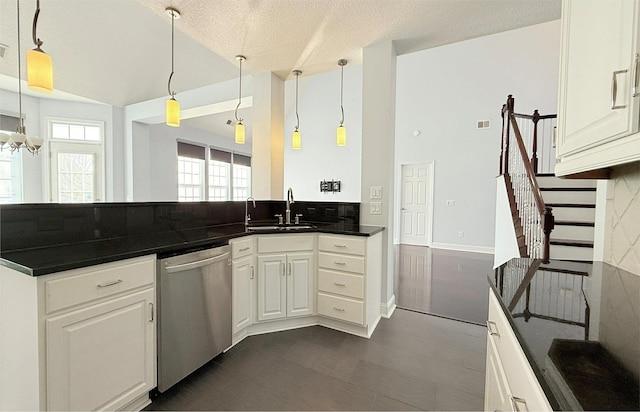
0;0;560;137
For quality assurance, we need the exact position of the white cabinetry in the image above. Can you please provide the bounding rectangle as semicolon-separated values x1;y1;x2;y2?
556;0;640;176
256;235;314;321
317;234;381;331
485;289;552;412
0;255;156;412
231;237;254;335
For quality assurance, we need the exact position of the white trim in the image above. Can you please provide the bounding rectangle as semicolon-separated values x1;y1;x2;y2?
592;180;608;262
431;242;494;255
380;294;396;318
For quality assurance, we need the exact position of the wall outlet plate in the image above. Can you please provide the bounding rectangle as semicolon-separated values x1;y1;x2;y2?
370;186;382;199
370;202;382;214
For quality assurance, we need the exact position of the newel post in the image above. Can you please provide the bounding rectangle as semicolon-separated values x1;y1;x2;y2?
501;95;514;175
541;206;554;263
531;109;540;174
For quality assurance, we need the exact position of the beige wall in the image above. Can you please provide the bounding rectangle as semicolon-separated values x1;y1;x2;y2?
603;162;640;275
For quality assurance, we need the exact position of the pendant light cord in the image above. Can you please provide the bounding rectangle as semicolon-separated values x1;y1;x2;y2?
294;71;300;131
235;57;243;122
339;63;344;126
17;0;25;133
167;10;175;98
31;0;43;51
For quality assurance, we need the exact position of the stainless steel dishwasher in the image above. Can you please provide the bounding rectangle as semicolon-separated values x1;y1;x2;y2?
156;245;232;393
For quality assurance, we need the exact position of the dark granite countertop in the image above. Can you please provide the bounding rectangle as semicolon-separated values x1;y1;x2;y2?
490;258;639;411
1;222;384;276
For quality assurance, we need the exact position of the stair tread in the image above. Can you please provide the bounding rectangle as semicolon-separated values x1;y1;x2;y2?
550;238;594;248
554;221;595;227
540;187;597;192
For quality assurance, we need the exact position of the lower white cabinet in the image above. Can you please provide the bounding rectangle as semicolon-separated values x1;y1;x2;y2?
0;255;156;412
485;289;552;412
257;251;314;321
232;255;254;334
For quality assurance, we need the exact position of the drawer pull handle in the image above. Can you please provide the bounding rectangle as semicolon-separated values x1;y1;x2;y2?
333;282;346;287
97;279;123;288
334;261;346;266
334;244;347;248
149;302;154;322
239;247;250;252
333;307;345;312
486;320;499;337
250;266;254;279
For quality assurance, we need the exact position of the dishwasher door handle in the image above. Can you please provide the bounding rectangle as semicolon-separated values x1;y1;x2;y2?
164;252;230;273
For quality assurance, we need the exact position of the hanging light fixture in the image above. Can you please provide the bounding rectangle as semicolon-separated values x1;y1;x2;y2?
165;7;180;127
336;59;347;147
292;70;302;149
26;0;53;92
234;55;246;144
4;0;43;154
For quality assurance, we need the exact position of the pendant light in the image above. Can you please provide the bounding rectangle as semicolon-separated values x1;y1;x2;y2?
336;59;347;146
26;0;53;92
234;55;246;144
4;0;44;154
165;7;180;127
292;70;302;149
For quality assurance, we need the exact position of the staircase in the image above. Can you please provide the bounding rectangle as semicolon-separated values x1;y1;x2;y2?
538;175;597;261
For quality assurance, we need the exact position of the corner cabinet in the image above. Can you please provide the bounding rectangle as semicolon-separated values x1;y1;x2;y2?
485;289;552;412
556;0;640;176
0;255;156;412
256;235;315;321
231;237;255;336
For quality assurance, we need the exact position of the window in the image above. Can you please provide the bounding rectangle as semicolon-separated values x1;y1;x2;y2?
48;118;104;203
0;114;23;204
177;142;205;201
176;142;251;201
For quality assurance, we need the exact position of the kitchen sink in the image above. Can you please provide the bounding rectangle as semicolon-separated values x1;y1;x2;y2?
247;225;315;232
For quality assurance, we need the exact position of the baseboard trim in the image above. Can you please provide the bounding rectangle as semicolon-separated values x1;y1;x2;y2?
380;295;396;318
431;242;494;255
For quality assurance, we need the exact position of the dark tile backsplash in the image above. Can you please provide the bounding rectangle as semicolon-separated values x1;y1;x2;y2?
0;201;359;252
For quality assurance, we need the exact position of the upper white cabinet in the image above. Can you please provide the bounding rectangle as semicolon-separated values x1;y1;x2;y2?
556;0;640;176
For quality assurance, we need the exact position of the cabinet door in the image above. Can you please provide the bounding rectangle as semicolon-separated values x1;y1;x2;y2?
286;252;315;318
232;256;254;334
557;0;639;157
257;254;287;321
46;288;155;411
485;335;514;412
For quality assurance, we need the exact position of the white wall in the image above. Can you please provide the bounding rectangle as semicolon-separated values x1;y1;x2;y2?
283;66;362;201
395;20;561;252
140;123;251;201
0;89;122;202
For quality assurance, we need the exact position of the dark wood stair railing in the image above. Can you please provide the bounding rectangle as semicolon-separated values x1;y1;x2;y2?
500;95;555;263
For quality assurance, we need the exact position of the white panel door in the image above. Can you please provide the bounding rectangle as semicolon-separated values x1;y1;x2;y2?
286;252;314;317
257;254;286;321
400;163;432;246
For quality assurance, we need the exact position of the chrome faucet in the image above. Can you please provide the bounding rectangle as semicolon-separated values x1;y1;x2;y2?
285;188;295;225
245;197;256;226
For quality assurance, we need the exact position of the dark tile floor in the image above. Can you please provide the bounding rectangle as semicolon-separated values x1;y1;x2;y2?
145;309;487;411
395;246;494;325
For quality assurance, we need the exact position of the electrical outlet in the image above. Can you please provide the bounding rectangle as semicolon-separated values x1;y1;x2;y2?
458;231;464;238
370;202;382;215
446;200;455;206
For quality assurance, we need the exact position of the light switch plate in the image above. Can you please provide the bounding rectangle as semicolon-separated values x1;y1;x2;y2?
370;202;382;214
370;186;382;199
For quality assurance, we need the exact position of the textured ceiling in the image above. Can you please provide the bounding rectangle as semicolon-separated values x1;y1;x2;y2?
0;0;560;139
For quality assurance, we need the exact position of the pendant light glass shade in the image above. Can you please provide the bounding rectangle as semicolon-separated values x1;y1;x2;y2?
165;7;180;127
336;125;346;146
292;130;301;149
27;49;52;92
166;97;180;127
235;122;245;144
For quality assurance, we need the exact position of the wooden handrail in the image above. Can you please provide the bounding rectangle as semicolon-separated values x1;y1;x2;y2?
508;113;545;215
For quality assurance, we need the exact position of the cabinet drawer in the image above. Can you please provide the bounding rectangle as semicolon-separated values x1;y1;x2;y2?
257;235;314;253
231;237;254;259
318;293;364;325
318;269;364;299
318;235;365;256
318;252;364;274
45;256;155;314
